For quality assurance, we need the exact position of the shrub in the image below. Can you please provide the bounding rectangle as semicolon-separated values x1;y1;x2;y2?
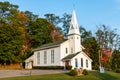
33;66;64;70
69;70;78;76
82;69;89;75
116;69;120;73
66;66;72;70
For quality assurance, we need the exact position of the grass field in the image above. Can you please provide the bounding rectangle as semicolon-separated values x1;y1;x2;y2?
0;71;120;80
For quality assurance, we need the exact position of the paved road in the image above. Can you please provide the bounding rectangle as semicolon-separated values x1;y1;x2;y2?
0;70;67;78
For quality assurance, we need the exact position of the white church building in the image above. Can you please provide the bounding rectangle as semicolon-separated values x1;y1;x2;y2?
25;11;92;70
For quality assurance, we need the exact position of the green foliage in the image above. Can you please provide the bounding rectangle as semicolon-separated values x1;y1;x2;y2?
68;70;78;76
82;69;89;75
0;2;26;64
66;66;72;70
0;23;24;64
28;18;52;48
79;26;92;43
24;11;38;21
84;37;99;70
61;13;71;37
116;69;120;73
111;50;120;71
95;25;117;67
44;13;61;26
33;66;64;70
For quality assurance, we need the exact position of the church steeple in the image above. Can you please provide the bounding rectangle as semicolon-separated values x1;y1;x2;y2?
68;10;80;36
68;10;82;54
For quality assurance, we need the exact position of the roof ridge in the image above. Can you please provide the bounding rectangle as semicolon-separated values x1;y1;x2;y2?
33;39;68;51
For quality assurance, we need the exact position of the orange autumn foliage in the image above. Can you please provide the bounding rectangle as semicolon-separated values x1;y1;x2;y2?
49;23;64;42
100;48;113;64
15;12;31;55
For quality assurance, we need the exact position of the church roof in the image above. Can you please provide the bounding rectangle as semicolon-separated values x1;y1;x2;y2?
62;52;81;61
33;39;68;51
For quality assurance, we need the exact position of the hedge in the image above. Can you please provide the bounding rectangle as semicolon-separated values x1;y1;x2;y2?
33;66;64;70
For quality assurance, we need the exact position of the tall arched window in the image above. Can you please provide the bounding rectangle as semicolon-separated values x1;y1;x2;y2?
86;59;88;68
37;52;40;65
44;51;47;64
81;58;83;67
51;49;54;64
75;58;78;67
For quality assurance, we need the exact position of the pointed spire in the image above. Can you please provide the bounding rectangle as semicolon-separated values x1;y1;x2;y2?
68;10;80;35
71;10;79;29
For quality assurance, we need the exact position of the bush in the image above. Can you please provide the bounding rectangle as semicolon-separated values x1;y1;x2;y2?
33;66;64;70
82;69;89;75
69;70;78;76
66;66;72;70
116;69;120;73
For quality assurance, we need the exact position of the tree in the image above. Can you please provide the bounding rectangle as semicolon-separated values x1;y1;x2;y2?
79;26;99;69
61;13;71;37
44;13;60;27
79;26;92;45
44;13;64;42
28;18;53;48
83;37;99;70
0;23;24;64
49;23;64;42
111;35;120;71
0;2;28;64
24;11;38;21
111;50;120;71
95;25;117;68
0;1;18;22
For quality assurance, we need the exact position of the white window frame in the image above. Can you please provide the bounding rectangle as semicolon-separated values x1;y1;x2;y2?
44;51;47;64
51;49;54;64
75;58;78;67
86;59;88;68
37;52;40;65
81;58;83;67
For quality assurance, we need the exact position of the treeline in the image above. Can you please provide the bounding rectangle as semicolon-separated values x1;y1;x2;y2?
0;1;120;71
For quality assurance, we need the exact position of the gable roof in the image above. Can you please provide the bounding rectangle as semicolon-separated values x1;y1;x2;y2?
62;51;93;62
33;39;68;51
62;52;80;61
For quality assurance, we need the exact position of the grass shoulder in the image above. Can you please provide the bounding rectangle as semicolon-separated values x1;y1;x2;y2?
0;71;120;80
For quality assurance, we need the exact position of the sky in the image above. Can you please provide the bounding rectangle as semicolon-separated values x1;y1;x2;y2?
1;0;120;34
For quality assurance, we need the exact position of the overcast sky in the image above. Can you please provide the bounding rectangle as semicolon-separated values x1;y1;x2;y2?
1;0;120;34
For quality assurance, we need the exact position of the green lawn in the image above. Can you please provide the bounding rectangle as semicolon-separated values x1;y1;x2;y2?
0;71;120;80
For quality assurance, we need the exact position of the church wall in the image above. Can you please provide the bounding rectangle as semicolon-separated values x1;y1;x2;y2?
33;47;61;66
71;52;92;70
25;55;34;69
60;41;70;66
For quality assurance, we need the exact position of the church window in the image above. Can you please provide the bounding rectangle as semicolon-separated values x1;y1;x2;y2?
75;58;78;67
51;50;54;64
44;51;47;64
66;48;68;54
81;58;83;67
86;59;88;68
37;52;40;65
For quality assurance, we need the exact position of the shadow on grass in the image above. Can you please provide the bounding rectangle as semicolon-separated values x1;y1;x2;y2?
91;71;120;80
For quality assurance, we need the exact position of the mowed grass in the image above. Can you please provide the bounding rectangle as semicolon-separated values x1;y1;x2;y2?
0;71;120;80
